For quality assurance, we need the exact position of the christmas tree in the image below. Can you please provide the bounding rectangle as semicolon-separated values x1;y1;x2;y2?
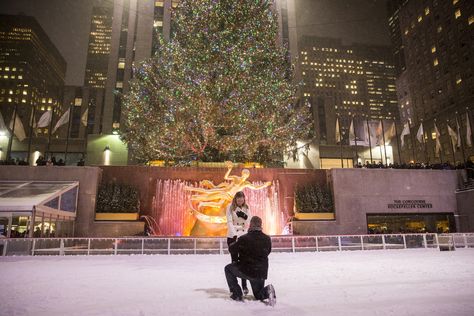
121;0;312;164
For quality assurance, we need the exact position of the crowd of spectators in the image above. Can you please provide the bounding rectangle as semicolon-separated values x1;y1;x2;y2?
0;156;85;166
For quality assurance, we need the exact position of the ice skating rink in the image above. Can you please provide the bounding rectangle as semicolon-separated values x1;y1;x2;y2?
1;249;473;316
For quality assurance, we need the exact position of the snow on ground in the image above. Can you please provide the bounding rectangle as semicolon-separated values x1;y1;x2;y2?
1;249;474;316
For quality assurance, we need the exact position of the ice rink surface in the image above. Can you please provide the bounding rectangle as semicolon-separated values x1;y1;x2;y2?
1;249;474;316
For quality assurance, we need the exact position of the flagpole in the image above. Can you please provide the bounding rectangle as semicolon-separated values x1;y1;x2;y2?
447;119;456;164
381;120;388;165
46;109;55;160
456;112;466;163
421;121;428;164
366;118;373;163
26;105;37;165
338;116;344;168
434;119;443;164
64;103;74;164
408;121;416;162
6;103;18;161
353;116;359;166
393;120;402;164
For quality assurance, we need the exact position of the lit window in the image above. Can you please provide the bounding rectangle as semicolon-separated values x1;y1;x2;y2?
9;90;13;94
153;20;163;28
22;90;27;95
453;0;459;4
456;75;462;84
8;98;12;102
418;15;422;22
42;98;46;103
425;7;430;15
48;98;52;103
437;26;443;33
21;99;26;103
47;106;52;111
12;68;16;71
431;46;436;53
5;67;9;71
118;61;125;69
74;97;82;106
116;82;123;88
433;58;439;66
155;1;163;6
469;16;474;25
455;9;461;19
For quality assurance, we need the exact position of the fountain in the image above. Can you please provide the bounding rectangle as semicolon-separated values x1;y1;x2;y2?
150;163;288;236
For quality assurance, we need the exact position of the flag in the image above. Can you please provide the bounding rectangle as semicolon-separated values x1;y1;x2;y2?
400;122;410;148
376;120;383;145
8;109;26;142
467;113;472;147
447;123;458;151
434;123;441;156
335;118;341;143
383;122;396;144
36;110;52;128
349;119;355;143
456;118;462;149
52;109;70;134
81;108;89;127
416;123;424;143
0;111;8;134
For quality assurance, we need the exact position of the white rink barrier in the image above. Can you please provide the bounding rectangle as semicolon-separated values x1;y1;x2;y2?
1;233;473;256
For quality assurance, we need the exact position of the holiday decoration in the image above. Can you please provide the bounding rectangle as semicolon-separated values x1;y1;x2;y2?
121;0;311;164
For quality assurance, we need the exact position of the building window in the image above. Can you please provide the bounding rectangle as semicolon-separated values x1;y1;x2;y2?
74;98;82;106
431;46;436;53
437;26;443;33
418;15;423;22
433;58;439;66
456;75;462;84
453;0;459;4
155;1;163;6
425;7;430;15
118;61;125;69
116;82;123;88
469;16;474;25
455;9;461;19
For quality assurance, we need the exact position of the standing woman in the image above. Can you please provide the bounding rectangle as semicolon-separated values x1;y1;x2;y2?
226;191;250;294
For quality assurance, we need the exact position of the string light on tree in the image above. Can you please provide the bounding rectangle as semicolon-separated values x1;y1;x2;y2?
121;0;311;164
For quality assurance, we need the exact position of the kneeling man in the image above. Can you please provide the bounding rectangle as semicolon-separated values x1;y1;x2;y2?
224;216;276;306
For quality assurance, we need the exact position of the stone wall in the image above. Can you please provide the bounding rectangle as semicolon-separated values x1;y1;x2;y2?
294;168;461;235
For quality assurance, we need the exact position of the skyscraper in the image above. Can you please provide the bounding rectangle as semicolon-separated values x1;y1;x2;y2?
392;0;473;163
0;14;66;163
294;36;399;168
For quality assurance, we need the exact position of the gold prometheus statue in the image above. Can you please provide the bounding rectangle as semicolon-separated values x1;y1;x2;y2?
184;161;271;236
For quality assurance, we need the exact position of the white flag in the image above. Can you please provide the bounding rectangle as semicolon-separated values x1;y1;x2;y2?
81;108;89;127
416;123;424;143
447;123;458;151
349;119;355;142
384;122;396;144
400;122;410;148
467;113;472;147
335;118;341;143
9;110;26;142
376;121;383;145
36;110;52;128
434;123;441;157
456;118;462;149
52;109;70;134
0;111;8;134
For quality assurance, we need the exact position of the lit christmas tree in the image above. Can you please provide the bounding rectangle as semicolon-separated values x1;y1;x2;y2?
121;0;312;164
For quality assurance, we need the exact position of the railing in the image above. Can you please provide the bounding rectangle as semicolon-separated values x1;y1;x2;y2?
1;233;473;256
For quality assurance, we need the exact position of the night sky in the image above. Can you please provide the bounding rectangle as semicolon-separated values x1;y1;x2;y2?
0;0;390;86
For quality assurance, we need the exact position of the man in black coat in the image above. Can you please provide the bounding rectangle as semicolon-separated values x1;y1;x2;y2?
224;216;276;306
